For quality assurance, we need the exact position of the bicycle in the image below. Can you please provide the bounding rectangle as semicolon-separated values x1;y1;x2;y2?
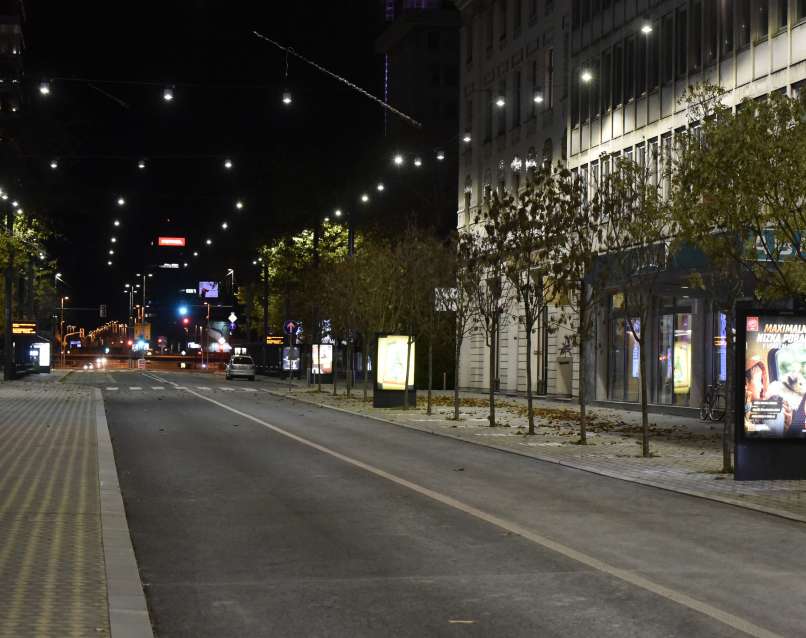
699;382;726;421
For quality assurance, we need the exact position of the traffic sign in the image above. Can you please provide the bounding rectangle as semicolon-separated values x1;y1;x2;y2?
283;319;298;335
228;312;237;323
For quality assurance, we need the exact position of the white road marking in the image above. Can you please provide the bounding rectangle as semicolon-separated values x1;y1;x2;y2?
151;386;164;390
175;386;188;390
219;387;235;392
106;387;119;391
140;371;781;638
241;388;257;392
196;386;211;391
129;387;142;391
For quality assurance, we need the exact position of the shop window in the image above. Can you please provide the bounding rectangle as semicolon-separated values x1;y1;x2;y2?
608;294;641;403
658;306;693;406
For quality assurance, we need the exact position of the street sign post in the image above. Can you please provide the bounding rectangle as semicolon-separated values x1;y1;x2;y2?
283;320;299;335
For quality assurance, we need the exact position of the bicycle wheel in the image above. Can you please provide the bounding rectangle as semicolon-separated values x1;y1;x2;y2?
710;392;726;421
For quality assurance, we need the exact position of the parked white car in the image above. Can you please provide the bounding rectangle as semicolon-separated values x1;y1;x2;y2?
226;355;255;381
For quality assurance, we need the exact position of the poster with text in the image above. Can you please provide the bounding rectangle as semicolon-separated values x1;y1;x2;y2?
745;315;806;438
376;335;415;391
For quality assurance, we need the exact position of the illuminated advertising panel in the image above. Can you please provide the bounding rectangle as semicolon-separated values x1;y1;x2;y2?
198;281;219;298
744;314;806;438
158;236;186;247
12;322;36;335
282;346;300;371
312;344;333;375
376;335;415;391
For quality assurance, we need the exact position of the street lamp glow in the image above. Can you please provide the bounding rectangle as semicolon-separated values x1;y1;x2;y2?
138;159;146;170
323;216;330;222
252;259;257;265
163;86;174;102
205;238;212;245
193;251;199;257
495;96;506;108
38;80;51;96
0;194;6;200
108;249;114;255
107;260;113;266
282;91;292;105
533;92;544;103
125;283;130;288
117;197;125;206
641;22;653;34
221;221;228;230
436;149;445;161
580;69;593;83
360;193;369;203
462;133;472;144
376;182;385;192
113;219;120;227
50;160;58;169
11;200;17;207
235;200;244;210
413;157;422;167
224;158;233;170
334;209;343;218
110;236;117;243
393;154;405;166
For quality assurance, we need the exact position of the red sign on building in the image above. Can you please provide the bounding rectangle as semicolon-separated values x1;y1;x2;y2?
158;236;186;247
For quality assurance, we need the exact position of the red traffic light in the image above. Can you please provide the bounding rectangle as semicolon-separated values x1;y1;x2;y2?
127;340;133;347
182;317;190;325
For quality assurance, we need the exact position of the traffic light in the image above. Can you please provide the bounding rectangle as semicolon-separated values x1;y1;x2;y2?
182;317;190;326
178;305;188;316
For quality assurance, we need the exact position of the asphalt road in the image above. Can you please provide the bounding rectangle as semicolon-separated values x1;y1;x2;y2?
74;369;806;638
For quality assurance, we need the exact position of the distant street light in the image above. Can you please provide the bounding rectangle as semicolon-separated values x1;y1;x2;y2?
393;154;405;166
580;69;593;83
205;238;212;245
436;149;445;161
360;194;369;203
495;96;506;108
282;91;292;105
138;159;146;170
38;80;51;96
108;249;114;255
221;221;228;230
235;200;244;210
193;251;199;257
413;157;422;167
224;158;233;170
163;86;174;102
50;159;58;169
113;219;120;227
117;197;125;206
376;183;384;192
110;237;117;243
641;22;653;34
334;209;343;218
462;133;471;144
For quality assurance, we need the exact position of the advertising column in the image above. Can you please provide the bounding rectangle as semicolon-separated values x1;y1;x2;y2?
736;309;806;479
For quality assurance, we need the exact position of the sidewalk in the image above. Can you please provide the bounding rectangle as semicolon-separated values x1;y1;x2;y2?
0;376;151;637
261;377;806;524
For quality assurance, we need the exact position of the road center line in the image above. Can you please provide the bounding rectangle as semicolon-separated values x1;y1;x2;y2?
140;371;780;638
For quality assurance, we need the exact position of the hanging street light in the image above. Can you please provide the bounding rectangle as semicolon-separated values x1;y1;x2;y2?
163;86;174;102
38;80;51;96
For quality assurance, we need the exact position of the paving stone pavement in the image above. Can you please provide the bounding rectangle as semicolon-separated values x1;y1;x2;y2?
263;378;806;524
0;380;109;637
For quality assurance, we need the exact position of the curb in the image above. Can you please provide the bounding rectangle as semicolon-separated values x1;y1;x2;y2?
94;388;154;638
263;388;806;526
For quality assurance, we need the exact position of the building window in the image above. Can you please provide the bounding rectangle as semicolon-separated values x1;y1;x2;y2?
636;33;647;95
624;37;635;101
513;0;522;33
591;57;601;115
499;0;508;41
427;31;440;51
613;43;624;106
778;0;789;29
542;139;553;167
497;80;507;135
529;0;537;21
530;60;538;118
675;7;687;78
485;94;493;141
661;14;674;83
755;0;770;41
465;18;474;63
581;0;591;23
738;0;752;47
608;296;641;403
572;0;580;29
648;138;659;186
689;1;703;73
571;66;580;126
657;303;693;406
545;48;554;109
601;49;611;112
720;0;734;57
581;61;590;122
513;69;522;127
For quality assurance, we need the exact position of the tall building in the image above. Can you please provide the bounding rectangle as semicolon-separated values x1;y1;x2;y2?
456;0;570;397
376;0;460;232
456;0;806;414
0;0;24;137
568;0;806;411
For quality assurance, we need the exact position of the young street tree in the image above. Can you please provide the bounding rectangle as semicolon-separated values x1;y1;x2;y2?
489;165;568;435
552;165;603;444
451;233;483;420
468;206;512;427
597;156;673;457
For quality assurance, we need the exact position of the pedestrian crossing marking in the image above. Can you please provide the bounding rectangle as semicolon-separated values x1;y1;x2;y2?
220;387;234;391
106;387;118;391
151;386;164;390
242;388;257;392
129;387;142;390
196;386;211;390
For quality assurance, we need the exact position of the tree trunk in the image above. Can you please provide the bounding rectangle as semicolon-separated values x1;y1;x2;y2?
403;334;413;410
578;285;588;444
488;315;497;427
332;343;339;396
427;338;433;415
639;327;650;458
525;314;535;435
723;305;735;474
362;343;369;402
578;329;588;444
453;331;462;421
346;335;352;397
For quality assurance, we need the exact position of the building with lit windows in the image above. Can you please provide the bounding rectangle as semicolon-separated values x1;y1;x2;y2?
456;0;806;414
568;0;806;411
456;0;570;397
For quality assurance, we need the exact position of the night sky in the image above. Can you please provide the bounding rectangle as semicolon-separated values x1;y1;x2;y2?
19;1;412;326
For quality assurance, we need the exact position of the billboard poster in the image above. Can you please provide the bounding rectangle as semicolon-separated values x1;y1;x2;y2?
312;344;333;375
198;281;219;299
376;335;415;391
282;346;300;371
744;315;806;438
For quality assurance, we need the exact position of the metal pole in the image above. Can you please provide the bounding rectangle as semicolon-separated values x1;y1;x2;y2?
60;297;65;369
262;263;269;366
3;209;14;380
